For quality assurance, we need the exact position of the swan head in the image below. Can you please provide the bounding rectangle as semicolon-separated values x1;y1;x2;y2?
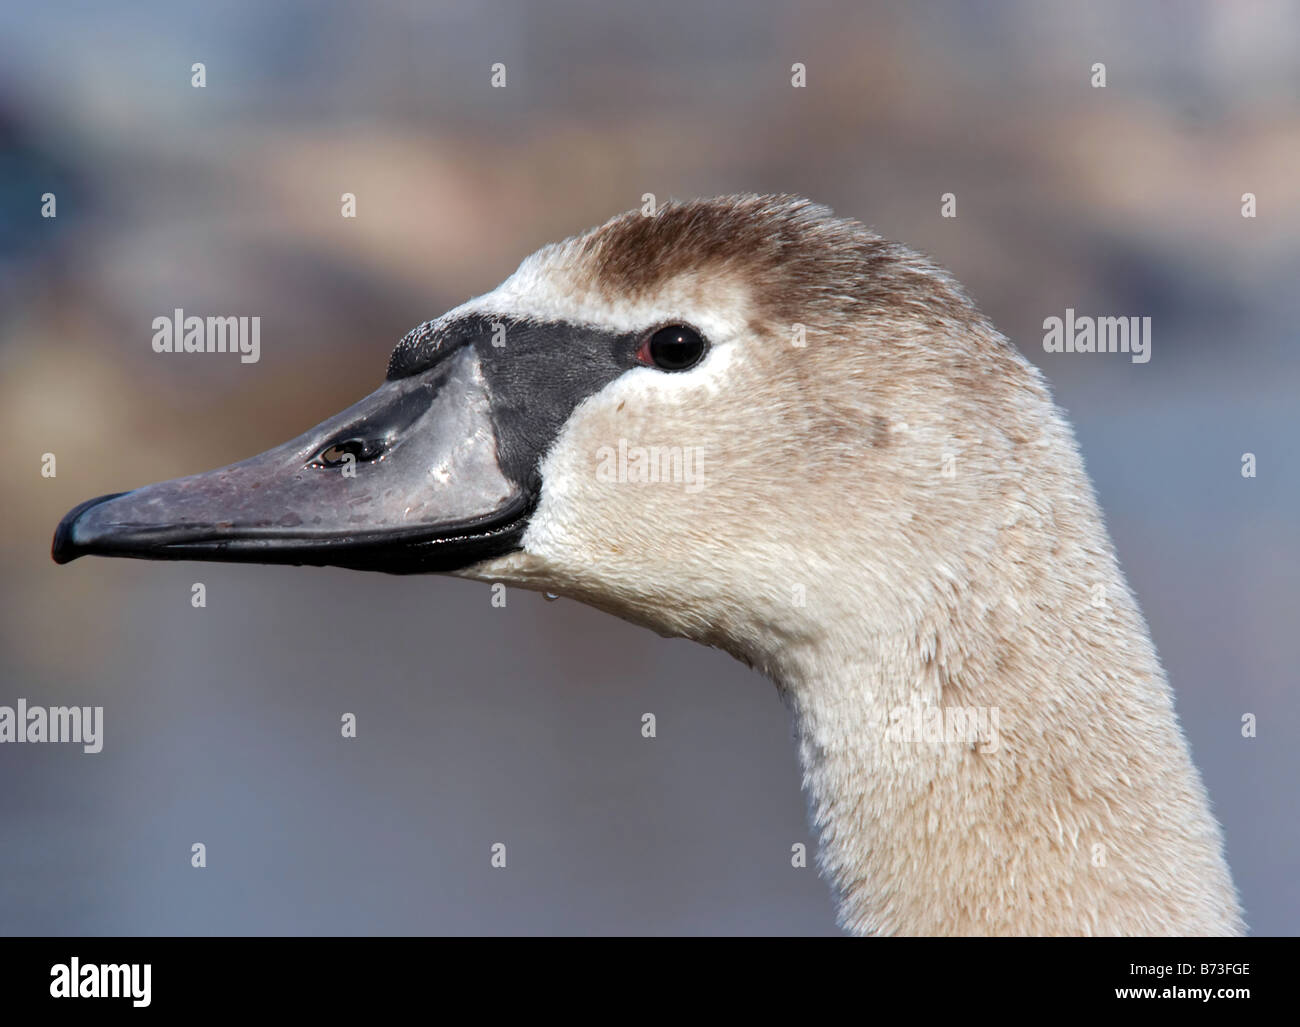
54;195;1043;661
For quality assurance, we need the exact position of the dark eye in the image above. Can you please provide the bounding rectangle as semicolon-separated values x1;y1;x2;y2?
310;437;385;469
639;324;707;371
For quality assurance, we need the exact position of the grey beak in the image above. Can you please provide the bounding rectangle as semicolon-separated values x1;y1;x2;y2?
52;345;531;574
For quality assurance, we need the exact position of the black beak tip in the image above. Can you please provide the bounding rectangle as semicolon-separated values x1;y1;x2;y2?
52;492;129;565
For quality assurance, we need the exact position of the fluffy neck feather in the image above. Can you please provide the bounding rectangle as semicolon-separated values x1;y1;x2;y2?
748;463;1244;937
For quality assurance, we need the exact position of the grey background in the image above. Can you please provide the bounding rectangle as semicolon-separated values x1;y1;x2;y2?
1;0;1296;934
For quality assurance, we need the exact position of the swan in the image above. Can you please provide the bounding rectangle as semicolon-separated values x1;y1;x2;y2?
52;194;1244;936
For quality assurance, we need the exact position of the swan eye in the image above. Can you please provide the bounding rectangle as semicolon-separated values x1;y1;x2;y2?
639;324;707;371
310;437;385;469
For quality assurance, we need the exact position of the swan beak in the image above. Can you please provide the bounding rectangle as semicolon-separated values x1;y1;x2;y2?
51;346;531;574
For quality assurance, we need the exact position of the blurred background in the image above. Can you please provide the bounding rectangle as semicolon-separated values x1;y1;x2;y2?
1;0;1297;935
